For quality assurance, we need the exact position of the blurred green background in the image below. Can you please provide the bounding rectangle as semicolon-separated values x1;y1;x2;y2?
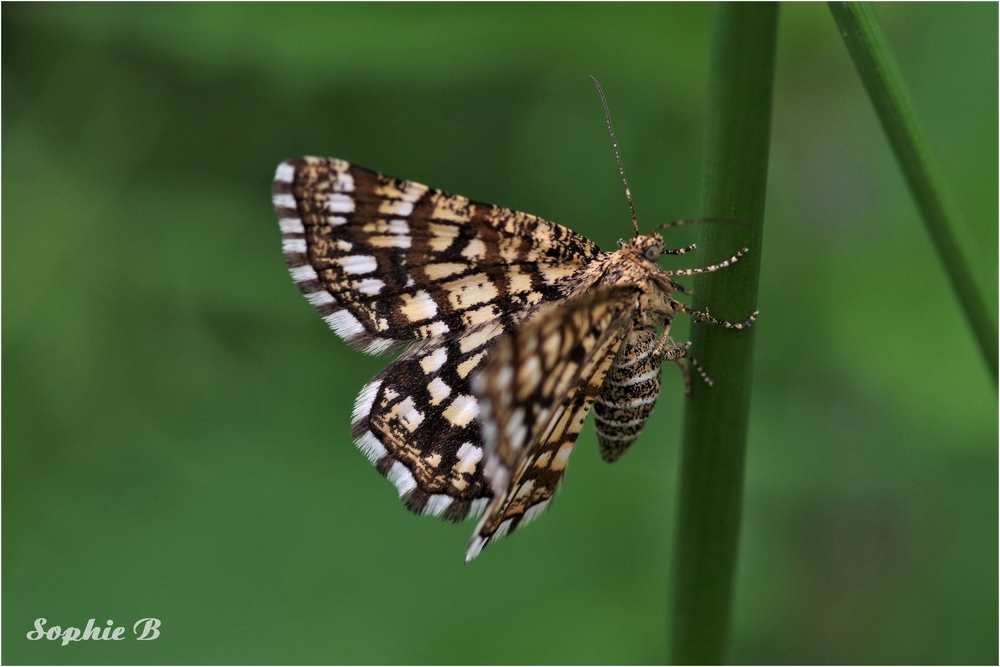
3;3;996;664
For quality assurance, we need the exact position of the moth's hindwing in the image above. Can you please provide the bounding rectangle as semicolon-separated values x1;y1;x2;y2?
465;285;640;561
350;320;509;523
273;157;602;355
594;326;662;462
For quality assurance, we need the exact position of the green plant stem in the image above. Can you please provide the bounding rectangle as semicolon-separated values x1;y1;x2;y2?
829;1;998;385
669;4;778;664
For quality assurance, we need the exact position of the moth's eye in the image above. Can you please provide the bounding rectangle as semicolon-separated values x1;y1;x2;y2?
644;245;661;261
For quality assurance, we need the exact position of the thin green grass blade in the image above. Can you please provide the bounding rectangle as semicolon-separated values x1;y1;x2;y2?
669;4;778;664
829;1;998;385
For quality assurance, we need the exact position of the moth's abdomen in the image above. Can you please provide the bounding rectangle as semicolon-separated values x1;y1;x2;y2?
593;327;662;462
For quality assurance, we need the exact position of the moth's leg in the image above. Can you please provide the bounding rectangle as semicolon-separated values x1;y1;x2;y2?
662;247;755;321
662;242;697;256
684;354;714;392
654;337;689;361
663;247;748;277
675;357;693;395
671;299;758;330
651;338;713;395
667;278;693;296
648;333;695;395
660;342;693;395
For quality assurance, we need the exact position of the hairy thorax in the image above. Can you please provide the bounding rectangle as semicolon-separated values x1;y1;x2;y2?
567;233;676;328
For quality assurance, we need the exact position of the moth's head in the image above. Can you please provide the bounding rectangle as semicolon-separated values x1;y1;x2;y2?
617;234;665;263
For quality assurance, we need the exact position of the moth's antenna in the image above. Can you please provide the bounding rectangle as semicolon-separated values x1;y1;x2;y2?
590;76;639;237
650;217;750;233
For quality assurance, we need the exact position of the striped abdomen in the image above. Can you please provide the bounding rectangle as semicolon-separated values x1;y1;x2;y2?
593;327;662;462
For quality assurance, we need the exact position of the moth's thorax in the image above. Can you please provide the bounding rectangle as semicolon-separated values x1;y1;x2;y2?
573;234;676;324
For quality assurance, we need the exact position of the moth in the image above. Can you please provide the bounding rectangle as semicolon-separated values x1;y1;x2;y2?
273;82;757;562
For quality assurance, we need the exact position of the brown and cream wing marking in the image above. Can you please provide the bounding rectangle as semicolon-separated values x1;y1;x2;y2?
273;157;602;355
466;285;641;561
351;318;516;524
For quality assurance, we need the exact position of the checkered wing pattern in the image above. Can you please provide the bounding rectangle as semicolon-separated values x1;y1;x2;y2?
273;157;601;355
350;320;504;523
274;157;606;525
274;155;758;562
466;285;640;561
